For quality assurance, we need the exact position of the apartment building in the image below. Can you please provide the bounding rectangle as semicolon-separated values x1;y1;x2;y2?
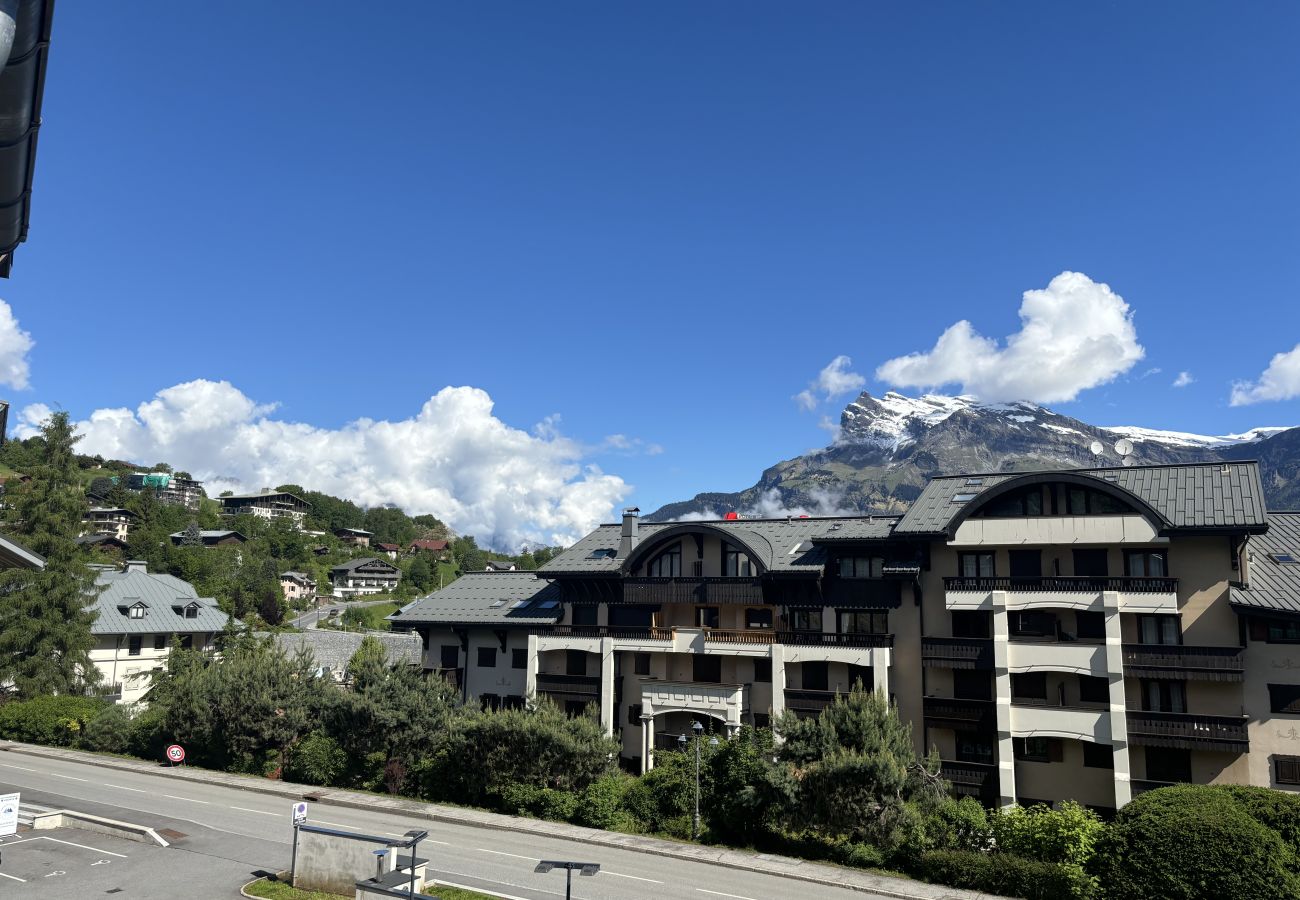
81;507;137;542
87;561;234;705
330;557;400;598
128;472;205;510
220;489;310;527
390;461;1300;811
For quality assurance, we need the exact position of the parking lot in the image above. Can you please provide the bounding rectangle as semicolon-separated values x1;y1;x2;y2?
0;826;156;896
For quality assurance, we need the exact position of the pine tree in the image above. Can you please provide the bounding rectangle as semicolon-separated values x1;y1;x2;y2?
0;411;102;697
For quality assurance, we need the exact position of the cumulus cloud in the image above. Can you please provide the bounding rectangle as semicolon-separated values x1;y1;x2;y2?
1231;344;1300;406
875;272;1145;404
794;355;866;410
1172;371;1195;388
23;380;629;550
0;299;34;389
672;488;858;522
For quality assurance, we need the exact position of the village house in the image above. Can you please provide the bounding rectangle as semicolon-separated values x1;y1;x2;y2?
330;557;400;599
271;630;422;685
484;560;517;572
335;527;373;548
81;507;137;542
168;529;247;547
375;542;402;560
220;488;310;527
409;539;450;560
280;570;317;604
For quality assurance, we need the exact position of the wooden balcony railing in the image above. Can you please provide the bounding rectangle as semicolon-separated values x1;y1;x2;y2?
784;689;845;713
703;629;776;645
623;577;765;605
776;631;894;648
944;576;1178;593
922;637;994;669
536;673;601;697
1122;644;1245;682
923;695;996;729
537;625;672;641
940;759;998;798
1126;711;1249;752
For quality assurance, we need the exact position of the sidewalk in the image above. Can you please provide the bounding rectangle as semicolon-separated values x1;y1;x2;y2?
1;741;1005;900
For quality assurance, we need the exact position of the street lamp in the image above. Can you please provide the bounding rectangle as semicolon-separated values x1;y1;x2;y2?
535;860;599;900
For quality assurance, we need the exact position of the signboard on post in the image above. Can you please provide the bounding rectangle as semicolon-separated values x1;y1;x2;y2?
292;802;307;826
165;744;185;765
0;792;19;837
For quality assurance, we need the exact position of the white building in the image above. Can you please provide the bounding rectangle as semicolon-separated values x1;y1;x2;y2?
330;557;400;599
220;489;310;527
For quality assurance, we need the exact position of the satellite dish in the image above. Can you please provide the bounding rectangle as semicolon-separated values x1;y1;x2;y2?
1114;438;1134;457
1089;440;1105;456
1122;456;1136;467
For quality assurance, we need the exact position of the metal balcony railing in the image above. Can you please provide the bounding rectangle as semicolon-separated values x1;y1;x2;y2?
944;575;1178;593
923;695;996;728
1122;644;1245;681
922;636;994;668
776;631;894;648
784;689;845;713
536;673;601;697
1125;711;1249;752
537;625;673;641
623;577;764;605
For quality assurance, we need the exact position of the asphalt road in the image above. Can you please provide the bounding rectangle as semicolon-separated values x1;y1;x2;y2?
0;753;902;900
289;597;397;630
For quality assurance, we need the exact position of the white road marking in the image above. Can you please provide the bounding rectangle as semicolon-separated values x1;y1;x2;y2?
606;870;663;883
429;867;564;900
49;773;88;782
17;836;129;858
697;890;758;900
104;783;148;793
230;806;277;816
313;819;354;828
477;848;537;860
0;763;39;773
0;871;26;882
162;794;209;804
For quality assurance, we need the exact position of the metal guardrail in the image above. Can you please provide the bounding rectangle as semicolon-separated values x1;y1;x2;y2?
944;575;1178;593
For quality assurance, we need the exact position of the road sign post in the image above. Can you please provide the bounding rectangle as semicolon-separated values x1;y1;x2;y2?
289;802;308;884
165;744;185;767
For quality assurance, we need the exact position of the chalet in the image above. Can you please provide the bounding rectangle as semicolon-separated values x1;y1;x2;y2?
410;539;450;559
330;557;400;599
220;489;310;527
280;571;317;603
76;534;129;555
375;542;401;560
271;630;421;685
485;560;517;572
335;527;373;548
169;529;248;547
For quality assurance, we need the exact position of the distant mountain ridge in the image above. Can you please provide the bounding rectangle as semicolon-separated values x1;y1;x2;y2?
649;391;1299;521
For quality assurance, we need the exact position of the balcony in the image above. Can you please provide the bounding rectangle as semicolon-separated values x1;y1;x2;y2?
536;673;601;698
922;637;993;669
784;688;846;714
431;667;462;692
1010;701;1110;743
623;577;764;605
940;759;998;799
944;575;1178;613
923;695;996;730
1130;779;1181;796
823;579;903;609
777;631;894;648
703;629;776;645
1122;644;1245;682
538;625;672;641
1007;639;1108;676
1126;711;1249;753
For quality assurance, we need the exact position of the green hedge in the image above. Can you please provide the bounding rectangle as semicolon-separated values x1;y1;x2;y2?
917;849;1095;900
1091;784;1300;899
0;695;106;746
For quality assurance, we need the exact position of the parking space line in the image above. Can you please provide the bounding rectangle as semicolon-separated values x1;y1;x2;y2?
0;871;26;882
230;806;277;816
5;836;130;858
162;794;209;804
104;783;148;793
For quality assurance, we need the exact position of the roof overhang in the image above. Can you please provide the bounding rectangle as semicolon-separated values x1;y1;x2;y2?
0;1;54;278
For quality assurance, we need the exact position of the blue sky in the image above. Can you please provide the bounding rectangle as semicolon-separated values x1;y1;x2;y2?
3;3;1298;545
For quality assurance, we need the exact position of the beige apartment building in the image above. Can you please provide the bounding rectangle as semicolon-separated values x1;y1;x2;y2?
390;461;1300;811
81;507;137;542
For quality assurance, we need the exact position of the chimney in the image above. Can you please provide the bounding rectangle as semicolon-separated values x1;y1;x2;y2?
125;560;147;574
617;507;640;558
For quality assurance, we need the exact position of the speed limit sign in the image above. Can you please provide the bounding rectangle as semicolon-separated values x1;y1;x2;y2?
165;744;185;764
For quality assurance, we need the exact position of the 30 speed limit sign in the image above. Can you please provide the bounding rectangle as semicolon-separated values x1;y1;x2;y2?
165;744;185;764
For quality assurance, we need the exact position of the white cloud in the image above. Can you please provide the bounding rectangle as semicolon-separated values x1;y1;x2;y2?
1172;371;1195;388
0;299;34;390
1141;367;1163;379
875;272;1145;404
794;355;866;410
671;487;857;522
23;380;628;550
1231;344;1300;406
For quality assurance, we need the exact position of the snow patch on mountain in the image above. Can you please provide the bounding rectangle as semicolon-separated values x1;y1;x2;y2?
1101;424;1294;449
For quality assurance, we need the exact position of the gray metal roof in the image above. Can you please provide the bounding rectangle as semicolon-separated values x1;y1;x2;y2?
89;566;234;636
0;1;54;277
0;531;44;569
389;572;562;626
894;462;1268;535
331;557;400;575
169;530;246;542
269;630;422;672
1232;513;1300;614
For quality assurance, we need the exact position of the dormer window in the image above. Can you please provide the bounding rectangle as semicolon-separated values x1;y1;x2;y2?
128;603;146;619
183;603;200;619
839;556;883;579
646;545;681;578
723;543;753;577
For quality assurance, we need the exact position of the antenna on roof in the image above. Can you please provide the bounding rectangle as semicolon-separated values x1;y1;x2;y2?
1089;440;1105;457
1113;438;1134;458
1122;456;1136;467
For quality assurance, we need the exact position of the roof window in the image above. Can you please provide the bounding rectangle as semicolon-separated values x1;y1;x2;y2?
490;599;508;608
539;600;559;609
964;478;984;486
1271;553;1298;565
951;492;978;503
509;600;528;609
588;548;617;559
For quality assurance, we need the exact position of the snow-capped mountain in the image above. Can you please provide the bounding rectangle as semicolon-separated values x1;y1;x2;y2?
650;391;1298;521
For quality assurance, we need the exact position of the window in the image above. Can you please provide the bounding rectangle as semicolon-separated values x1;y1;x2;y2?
477;647;497;668
646;545;681;578
1075;611;1106;641
723;544;753;577
838;556;883;579
1142;679;1186;713
1009;549;1041;579
571;605;598;626
1126;550;1168;578
802;661;829;691
1014;737;1061;762
958;552;995;579
128;605;145;619
632;652;651;676
128;636;142;656
692;655;722;684
1275;755;1300;786
1011;672;1047;702
951;610;991;639
184;605;199;619
154;634;167;650
1271;554;1299;565
745;608;773;629
1145;747;1191;783
511;648;527;670
953;669;993;701
847;664;872;689
1269;684;1300;714
951;492;978;503
1257;618;1300;643
565;650;587;676
956;732;995;765
609;605;655;627
628;704;643;726
752;713;771;728
752;658;771;683
587;548;617;559
564;700;588;718
1083;742;1114;769
1072;548;1109;577
695;606;720;629
440;645;459;669
791;609;822;632
841;611;888;634
981;485;1045;517
1079;675;1110;704
1137;615;1181;646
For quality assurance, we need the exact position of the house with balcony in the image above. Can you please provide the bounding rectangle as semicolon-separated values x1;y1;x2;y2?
87;561;235;706
388;571;562;705
280;570;317;604
220;489;310;527
335;527;373;548
330;557;400;598
168;529;247;547
81;507;137;543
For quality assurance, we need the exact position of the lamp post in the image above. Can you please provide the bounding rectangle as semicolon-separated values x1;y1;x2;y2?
535;860;599;900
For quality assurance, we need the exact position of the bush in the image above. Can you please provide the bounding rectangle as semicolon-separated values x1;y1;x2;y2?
1091;784;1300;899
575;774;637;831
79;704;134;754
918;849;1095;900
1221;784;1300;855
126;703;170;760
0;695;106;746
990;800;1103;866
494;783;578;822
923;795;992;853
621;751;694;838
284;731;349;786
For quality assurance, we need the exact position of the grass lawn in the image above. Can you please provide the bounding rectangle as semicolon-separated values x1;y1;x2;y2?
337;600;401;631
244;875;501;900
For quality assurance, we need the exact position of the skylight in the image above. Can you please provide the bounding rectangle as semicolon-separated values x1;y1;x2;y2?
490;599;507;608
588;548;617;559
964;478;984;486
951;492;977;503
1271;553;1298;565
509;600;528;609
539;600;559;609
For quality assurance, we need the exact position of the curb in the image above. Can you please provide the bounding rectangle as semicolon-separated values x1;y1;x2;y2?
3;742;996;900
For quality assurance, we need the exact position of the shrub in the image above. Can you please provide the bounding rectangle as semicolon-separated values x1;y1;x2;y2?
79;704;134;754
1091;784;1300;900
575;774;636;831
923;795;992;853
918;849;1095;900
990;800;1103;866
1221;784;1300;855
494;783;578;822
126;703;171;760
621;751;694;837
284;730;348;786
0;695;105;746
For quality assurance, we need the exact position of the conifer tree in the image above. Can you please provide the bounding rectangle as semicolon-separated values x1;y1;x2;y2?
0;411;102;697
